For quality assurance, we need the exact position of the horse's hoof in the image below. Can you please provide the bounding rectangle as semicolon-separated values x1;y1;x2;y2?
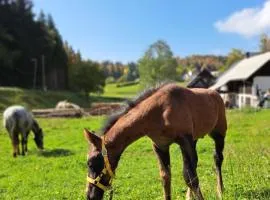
186;188;193;200
217;186;224;199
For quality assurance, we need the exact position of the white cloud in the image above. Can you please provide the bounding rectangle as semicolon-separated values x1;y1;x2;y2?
214;1;270;37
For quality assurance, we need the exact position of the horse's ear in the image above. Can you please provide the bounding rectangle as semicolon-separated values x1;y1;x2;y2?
84;128;100;146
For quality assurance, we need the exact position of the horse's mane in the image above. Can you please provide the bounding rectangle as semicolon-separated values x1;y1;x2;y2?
101;82;171;135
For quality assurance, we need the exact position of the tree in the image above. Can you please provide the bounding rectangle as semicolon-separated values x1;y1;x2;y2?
138;40;177;87
260;33;270;53
69;60;105;98
0;0;69;89
126;62;139;81
220;49;244;72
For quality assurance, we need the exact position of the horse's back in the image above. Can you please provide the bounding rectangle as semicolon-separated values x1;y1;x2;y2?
159;84;227;139
3;105;33;134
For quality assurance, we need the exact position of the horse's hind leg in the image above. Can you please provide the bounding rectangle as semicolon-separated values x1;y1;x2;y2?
178;135;204;200
153;144;171;200
210;131;225;199
12;133;20;157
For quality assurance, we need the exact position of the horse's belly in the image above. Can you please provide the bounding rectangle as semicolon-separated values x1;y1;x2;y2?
192;114;217;139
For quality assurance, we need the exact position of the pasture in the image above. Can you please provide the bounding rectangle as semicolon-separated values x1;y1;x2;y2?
0;109;269;199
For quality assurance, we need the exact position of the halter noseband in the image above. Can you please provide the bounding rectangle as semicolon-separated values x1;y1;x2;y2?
87;136;115;192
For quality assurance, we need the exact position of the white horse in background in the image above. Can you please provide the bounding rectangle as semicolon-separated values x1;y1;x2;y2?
3;105;44;157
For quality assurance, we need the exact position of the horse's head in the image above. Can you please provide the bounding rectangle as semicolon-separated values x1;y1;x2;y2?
84;129;114;200
34;127;44;150
32;120;44;150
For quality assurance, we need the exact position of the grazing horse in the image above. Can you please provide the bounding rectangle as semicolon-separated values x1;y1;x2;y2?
3;105;44;157
84;83;227;200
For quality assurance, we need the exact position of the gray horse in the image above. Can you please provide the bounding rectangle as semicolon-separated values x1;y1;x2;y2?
3;105;44;157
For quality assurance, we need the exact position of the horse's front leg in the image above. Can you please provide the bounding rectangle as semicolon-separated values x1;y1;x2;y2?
153;144;171;200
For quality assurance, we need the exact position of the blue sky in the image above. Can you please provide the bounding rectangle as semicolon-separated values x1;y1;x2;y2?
32;0;269;63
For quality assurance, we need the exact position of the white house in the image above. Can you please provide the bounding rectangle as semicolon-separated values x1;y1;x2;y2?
210;52;270;108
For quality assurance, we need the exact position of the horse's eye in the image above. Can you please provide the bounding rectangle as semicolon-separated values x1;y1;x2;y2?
87;159;91;165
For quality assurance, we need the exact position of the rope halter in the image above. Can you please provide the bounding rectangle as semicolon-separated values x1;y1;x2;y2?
87;136;115;192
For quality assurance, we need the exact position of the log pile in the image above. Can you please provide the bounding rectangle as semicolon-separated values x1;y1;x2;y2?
32;103;123;118
32;108;84;118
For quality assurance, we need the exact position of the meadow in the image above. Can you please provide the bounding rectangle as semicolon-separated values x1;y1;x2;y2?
0;109;269;200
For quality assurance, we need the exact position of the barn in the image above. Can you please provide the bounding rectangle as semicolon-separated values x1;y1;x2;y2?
210;52;270;108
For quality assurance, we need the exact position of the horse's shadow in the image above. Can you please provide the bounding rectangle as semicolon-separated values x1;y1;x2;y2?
242;188;270;199
39;148;74;157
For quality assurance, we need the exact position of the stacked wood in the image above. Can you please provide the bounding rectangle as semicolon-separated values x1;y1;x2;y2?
32;103;123;118
32;108;83;118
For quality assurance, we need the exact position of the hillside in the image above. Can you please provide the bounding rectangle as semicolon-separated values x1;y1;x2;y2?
0;82;188;111
0;87;90;111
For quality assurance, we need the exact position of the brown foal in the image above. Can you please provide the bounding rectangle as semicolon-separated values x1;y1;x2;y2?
84;83;227;200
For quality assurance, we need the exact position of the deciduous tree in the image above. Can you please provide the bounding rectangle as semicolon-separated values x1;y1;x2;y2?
138;40;177;87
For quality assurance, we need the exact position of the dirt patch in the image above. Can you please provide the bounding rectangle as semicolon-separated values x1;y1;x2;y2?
85;103;123;116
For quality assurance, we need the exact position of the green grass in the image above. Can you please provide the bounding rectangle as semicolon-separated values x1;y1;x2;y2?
100;83;140;98
0;110;269;199
0;87;90;112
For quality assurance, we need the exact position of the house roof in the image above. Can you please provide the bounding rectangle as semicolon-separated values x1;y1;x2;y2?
187;69;216;88
210;52;270;90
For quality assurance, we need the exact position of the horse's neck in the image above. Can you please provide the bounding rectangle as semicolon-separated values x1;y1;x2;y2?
105;116;147;170
32;120;39;133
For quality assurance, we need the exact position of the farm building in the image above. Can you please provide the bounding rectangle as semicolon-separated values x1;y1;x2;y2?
210;52;270;108
187;69;216;88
